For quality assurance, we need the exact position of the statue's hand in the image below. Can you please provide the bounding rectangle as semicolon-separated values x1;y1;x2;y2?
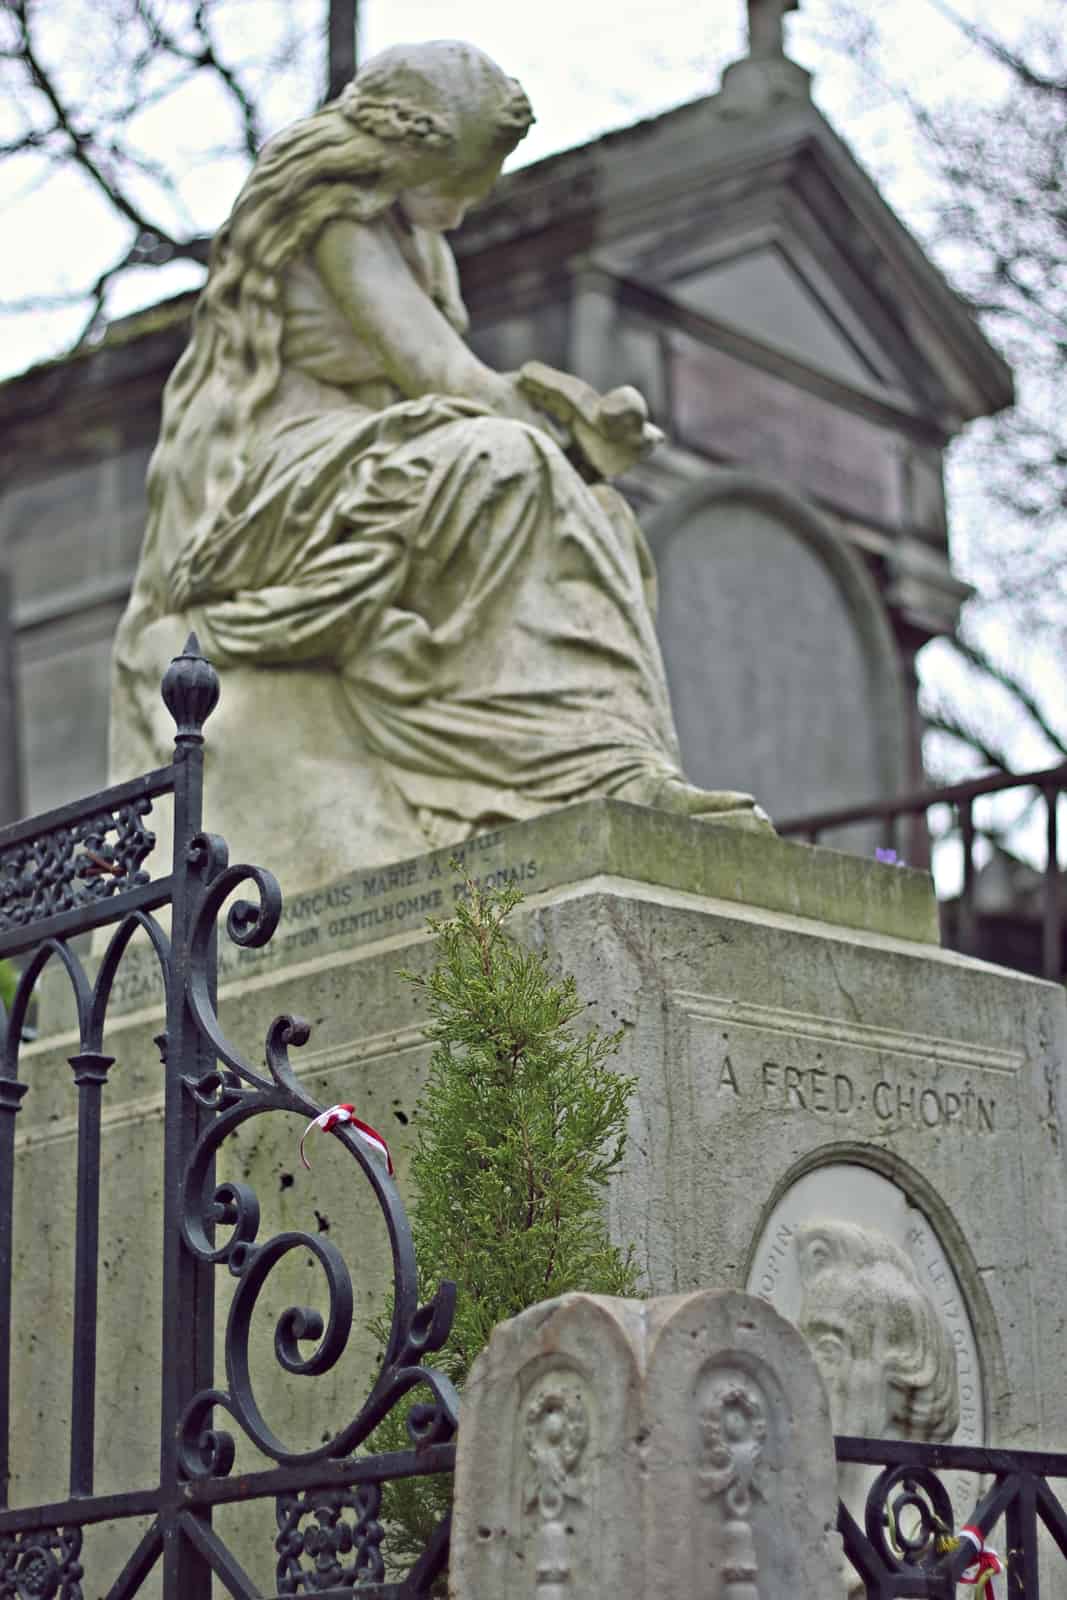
516;362;663;480
493;372;570;447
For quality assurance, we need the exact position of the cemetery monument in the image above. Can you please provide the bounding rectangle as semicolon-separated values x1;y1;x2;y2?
6;13;1067;1594
108;39;768;893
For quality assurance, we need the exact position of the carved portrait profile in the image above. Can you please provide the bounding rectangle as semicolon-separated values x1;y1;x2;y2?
794;1219;959;1593
794;1220;959;1444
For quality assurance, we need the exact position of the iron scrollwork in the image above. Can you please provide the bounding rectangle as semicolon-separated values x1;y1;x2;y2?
864;1462;956;1571
0;635;459;1600
275;1484;385;1593
0;802;155;933
0;1526;84;1600
173;828;460;1483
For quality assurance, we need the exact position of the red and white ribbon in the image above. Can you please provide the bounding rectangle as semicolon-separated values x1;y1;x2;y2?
959;1525;1004;1598
299;1103;395;1175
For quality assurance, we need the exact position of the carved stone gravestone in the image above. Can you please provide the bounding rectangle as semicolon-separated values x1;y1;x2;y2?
450;1288;842;1600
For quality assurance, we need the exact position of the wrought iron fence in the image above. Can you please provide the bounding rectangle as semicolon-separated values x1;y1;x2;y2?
838;1436;1067;1598
0;634;458;1599
778;762;1067;980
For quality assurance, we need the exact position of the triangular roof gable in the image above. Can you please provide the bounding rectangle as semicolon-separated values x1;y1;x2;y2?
464;88;1012;429
605;104;1012;426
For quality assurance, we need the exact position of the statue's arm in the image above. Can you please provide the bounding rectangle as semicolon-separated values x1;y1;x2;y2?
314;217;541;424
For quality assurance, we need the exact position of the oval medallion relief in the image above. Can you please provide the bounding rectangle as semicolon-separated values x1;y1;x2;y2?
746;1163;984;1528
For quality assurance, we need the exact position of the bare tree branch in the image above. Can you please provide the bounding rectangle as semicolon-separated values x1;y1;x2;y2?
921;709;1014;775
9;0;186;249
922;0;1067;96
947;635;1067;759
327;0;358;101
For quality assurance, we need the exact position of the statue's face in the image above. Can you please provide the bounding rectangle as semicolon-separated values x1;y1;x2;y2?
798;1297;886;1440
398;157;504;232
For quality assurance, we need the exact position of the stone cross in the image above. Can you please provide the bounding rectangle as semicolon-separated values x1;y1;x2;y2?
747;0;800;59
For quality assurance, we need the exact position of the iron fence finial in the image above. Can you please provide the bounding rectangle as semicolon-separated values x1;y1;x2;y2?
161;633;220;743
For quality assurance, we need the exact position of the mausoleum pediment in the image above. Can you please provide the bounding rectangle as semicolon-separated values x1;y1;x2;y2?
668;242;893;395
459;98;1012;433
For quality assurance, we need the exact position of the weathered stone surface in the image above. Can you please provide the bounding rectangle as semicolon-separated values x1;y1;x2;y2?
671;338;905;528
14;810;1067;1589
109;42;769;897
2;5;1014;842
39;799;937;1033
450;1289;842;1600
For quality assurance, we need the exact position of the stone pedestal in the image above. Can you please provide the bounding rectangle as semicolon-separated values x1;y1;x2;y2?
15;802;1067;1592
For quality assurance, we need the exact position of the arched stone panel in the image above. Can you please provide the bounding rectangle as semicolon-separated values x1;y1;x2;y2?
646;473;906;836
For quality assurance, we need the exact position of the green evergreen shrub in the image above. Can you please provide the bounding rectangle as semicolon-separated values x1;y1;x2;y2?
369;874;640;1578
0;959;17;1013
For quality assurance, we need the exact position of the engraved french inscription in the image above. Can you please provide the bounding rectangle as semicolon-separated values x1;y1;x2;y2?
83;836;541;1018
680;991;1017;1142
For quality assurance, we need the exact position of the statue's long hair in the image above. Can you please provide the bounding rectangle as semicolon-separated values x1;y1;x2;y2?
144;41;533;545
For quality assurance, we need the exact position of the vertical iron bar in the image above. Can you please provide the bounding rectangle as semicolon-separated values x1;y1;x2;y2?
0;1074;28;1508
67;1051;114;1498
0;572;26;1502
1006;1474;1039;1599
158;637;219;1600
879;811;896;853
1043;787;1061;981
958;799;976;957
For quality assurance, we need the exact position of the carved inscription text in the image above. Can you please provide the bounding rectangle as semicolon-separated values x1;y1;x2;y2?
715;1053;996;1135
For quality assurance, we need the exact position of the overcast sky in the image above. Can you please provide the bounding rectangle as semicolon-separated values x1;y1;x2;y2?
0;0;1024;381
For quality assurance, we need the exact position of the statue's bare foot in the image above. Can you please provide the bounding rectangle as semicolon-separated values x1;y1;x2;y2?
612;774;775;833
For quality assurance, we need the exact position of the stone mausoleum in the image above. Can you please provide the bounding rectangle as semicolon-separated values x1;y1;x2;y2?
0;18;1011;841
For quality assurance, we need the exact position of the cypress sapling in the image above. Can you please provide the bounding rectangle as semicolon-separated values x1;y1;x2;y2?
370;874;640;1573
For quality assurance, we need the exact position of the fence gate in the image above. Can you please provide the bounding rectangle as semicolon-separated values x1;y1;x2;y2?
0;636;457;1599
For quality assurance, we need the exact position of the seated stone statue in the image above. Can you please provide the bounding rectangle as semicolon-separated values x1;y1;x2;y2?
110;40;768;884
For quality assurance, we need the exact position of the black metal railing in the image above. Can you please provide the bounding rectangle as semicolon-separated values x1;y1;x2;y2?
838;1437;1067;1598
0;634;458;1599
778;762;1067;980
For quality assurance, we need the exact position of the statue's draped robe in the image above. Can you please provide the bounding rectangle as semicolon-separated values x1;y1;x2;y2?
110;213;686;878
